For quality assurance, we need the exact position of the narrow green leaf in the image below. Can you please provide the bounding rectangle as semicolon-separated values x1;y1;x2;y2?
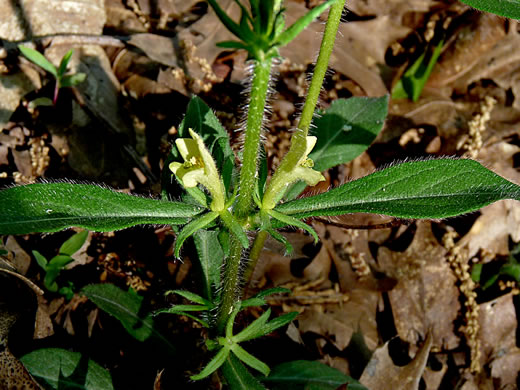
0;183;203;235
194;230;224;301
259;312;298;338
166;289;212;306
44;255;74;291
241;287;292;307
18;45;58;77
20;348;114;390
221;353;267;390
28;97;54;109
59;230;88;256
206;0;252;42
190;346;230;380
81;284;154;342
274;0;336;47
275;159;520;220
32;250;48;269
217;41;251;50
392;40;444;102
459;0;520;19
262;360;364;389
60;73;87;87
267;209;319;243
233;309;271;343
159;304;210;312
266;228;294;255
231;344;270;376
174;212;219;257
153;308;209;327
219;210;250;249
57;49;74;78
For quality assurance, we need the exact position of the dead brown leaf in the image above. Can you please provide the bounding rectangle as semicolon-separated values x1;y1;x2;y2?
359;332;433;390
378;222;460;350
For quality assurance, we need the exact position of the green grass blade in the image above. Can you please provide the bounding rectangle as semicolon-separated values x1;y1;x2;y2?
0;183;203;235
275;159;520;219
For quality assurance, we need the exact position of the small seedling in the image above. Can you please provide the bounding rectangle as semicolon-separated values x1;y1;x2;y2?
32;230;88;299
18;45;86;106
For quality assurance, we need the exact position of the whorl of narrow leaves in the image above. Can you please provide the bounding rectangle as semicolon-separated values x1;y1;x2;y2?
0;183;204;235
275;159;520;219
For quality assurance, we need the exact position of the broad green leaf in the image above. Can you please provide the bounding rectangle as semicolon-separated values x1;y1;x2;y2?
0;183;203;235
194;230;225;300
262;360;364;390
392;39;444;102
59;230;88;256
459;0;520;19
191;346;230;380
178;96;236;193
57;49;74;78
32;250;48;269
221;353;267;390
275;159;520;220
312;96;388;172
285;96;389;201
60;73;87;87
275;0;336;47
18;45;58;77
20;348;114;390
81;284;154;342
174;212;219;257
231;344;270;376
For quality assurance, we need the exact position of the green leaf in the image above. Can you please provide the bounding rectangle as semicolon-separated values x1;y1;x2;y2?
217;41;251;50
262;360;364;390
154;307;209;327
275;159;520;220
194;230;225;300
60;72;87;87
221;353;267;390
178;96;236;193
0;183;203;235
258;312;299;338
57;49;73;78
32;250;48;269
285;95;389;201
231;344;270;376
459;0;520;19
28;96;54;109
20;348;114;390
59;230;88;256
44;255;74;291
174;212;219;257
274;0;336;47
233;309;271;343
392;39;444;102
18;45;58;77
312;96;388;172
219;210;250;249
241;287;291;307
206;0;254;45
267;209;319;243
190;346;230;380
166;289;212;305
81;284;154;342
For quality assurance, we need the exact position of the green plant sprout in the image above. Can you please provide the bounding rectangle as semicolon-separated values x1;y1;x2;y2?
32;230;88;299
2;0;520;387
18;45;86;106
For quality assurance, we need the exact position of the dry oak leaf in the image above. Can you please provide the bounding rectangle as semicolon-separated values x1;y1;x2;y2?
377;221;460;350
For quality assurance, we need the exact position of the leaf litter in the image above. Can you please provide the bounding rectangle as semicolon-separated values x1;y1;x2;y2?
1;0;520;389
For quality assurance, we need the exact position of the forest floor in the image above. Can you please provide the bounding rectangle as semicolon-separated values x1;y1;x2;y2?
1;0;520;389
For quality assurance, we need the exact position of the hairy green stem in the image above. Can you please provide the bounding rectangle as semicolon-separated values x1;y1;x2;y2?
242;230;269;285
235;58;273;218
216;234;245;333
262;0;345;207
296;0;345;139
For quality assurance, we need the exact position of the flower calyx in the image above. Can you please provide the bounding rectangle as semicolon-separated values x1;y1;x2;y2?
262;135;325;210
170;128;226;212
